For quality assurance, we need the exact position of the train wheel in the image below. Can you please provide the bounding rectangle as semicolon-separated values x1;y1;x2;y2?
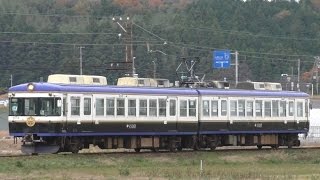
177;146;183;151
152;148;159;152
271;145;279;150
257;145;262;150
134;148;141;152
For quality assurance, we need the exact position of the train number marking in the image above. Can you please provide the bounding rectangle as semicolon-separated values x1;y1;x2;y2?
126;124;136;129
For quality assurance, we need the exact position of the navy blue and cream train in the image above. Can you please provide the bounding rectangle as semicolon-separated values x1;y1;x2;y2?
8;82;310;153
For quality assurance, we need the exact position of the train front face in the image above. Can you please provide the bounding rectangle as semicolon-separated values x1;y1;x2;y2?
8;83;64;153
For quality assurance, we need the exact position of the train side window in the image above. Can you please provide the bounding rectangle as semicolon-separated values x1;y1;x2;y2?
95;98;104;116
272;100;279;117
238;100;245;117
289;101;294;116
255;100;262;117
211;100;218;117
84;98;91;115
180;100;187;117
203;100;209;117
246;101;253;117
106;98;115;116
221;100;227;116
71;96;80;116
149;99;157;116
297;102;303;117
128;99;136;116
139;99;147;116
189;100;196;117
264;101;271;117
230;100;237;116
117;99;125;116
159;99;166;117
280;101;286;117
169;99;176;116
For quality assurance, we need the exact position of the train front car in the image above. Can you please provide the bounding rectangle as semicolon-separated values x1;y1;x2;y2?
8;82;64;154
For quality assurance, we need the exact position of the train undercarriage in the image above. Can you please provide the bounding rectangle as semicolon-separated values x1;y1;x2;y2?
19;133;302;154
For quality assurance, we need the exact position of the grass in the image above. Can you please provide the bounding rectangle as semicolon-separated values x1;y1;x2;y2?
0;149;320;179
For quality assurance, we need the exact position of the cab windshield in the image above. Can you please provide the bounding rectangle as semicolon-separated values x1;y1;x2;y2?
9;97;62;116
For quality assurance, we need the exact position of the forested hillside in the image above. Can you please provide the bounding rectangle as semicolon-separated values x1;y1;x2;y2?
0;0;319;87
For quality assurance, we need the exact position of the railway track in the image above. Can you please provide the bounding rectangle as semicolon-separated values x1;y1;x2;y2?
1;145;320;158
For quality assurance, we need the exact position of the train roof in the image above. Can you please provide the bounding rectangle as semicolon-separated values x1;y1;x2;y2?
9;82;309;98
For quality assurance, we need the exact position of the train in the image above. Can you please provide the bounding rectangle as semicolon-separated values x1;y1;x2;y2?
8;75;310;154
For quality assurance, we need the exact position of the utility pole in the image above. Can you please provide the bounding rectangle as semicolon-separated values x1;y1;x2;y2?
297;59;300;91
235;51;239;85
9;74;12;87
79;46;85;75
152;59;156;78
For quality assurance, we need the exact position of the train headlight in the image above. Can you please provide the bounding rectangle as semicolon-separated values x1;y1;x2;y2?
27;83;35;92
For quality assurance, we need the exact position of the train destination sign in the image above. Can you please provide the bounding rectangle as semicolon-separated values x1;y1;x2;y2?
213;50;230;68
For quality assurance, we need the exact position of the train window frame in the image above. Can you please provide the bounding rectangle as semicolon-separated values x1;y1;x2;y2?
128;99;136;116
106;98;115;116
159;99;166;117
95;98;104;116
289;101;294;116
246;100;253;117
83;97;92;116
211;100;218;117
264;101;271;117
297;101;303;117
139;99;147;116
230;100;237;117
280;100;286;117
169;99;176;116
116;98;125;116
238;100;245;117
189;99;197;117
149;99;157;117
202;100;210;117
221;100;227;116
179;100;187;117
255;100;263;117
70;96;80;116
272;100;279;117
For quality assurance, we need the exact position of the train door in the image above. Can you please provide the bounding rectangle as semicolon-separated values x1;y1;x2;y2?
82;94;94;130
177;96;198;132
168;97;178;131
67;94;82;131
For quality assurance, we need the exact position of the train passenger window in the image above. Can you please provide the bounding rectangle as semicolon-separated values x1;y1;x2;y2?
106;98;115;116
203;100;209;117
280;101;286;117
289;101;294;116
221;100;227;116
297;102;303;117
169;100;176;116
238;100;245;117
180;100;187;117
272;100;279;117
189;100;196;117
71;97;80;116
93;78;100;83
128;99;136;116
246;101;253;117
139;99;147;116
84;98;91;115
149;99;157;116
95;98;104;116
255;100;262;117
211;100;218;117
230;100;237;116
117;99;125;116
264;101;271;117
159;99;166;117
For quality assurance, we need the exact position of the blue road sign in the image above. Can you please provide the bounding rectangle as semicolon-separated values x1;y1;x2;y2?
213;50;231;68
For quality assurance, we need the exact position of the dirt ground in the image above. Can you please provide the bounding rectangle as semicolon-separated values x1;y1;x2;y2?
0;130;21;155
